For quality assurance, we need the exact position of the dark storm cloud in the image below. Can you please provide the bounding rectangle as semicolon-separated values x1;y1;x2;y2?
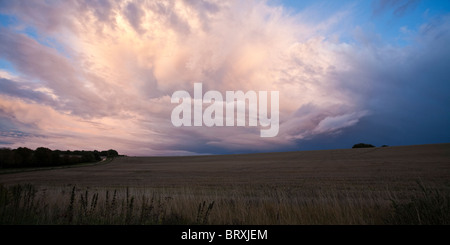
308;14;450;149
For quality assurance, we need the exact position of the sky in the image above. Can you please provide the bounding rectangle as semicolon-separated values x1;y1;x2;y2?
0;0;449;156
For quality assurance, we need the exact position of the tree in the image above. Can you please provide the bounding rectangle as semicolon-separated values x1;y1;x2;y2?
352;143;375;148
81;153;92;162
93;150;101;161
0;148;13;168
34;147;53;166
15;147;34;166
107;149;119;157
1;147;119;169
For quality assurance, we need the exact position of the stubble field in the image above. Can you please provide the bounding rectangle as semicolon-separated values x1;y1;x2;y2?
1;143;449;224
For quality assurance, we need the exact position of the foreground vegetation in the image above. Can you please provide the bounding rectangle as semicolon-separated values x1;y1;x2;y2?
1;182;448;225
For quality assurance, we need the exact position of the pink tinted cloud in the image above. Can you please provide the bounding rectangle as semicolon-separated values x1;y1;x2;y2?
0;0;371;155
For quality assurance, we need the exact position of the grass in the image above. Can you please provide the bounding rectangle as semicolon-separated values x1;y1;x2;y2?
1;182;448;225
386;182;450;225
0;184;215;225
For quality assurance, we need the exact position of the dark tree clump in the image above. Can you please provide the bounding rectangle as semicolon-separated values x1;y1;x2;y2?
352;143;375;149
0;147;119;169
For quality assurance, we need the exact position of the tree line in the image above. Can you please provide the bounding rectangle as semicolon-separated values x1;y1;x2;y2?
0;147;119;169
352;143;388;148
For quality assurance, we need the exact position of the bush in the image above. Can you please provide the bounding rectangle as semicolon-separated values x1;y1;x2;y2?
352;143;375;148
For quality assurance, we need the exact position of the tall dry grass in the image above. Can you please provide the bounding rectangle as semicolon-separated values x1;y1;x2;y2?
1;182;448;225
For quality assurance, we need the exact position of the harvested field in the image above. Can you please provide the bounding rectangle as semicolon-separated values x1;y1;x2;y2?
1;143;449;224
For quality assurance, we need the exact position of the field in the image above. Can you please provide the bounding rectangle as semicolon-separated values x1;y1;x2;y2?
1;143;450;224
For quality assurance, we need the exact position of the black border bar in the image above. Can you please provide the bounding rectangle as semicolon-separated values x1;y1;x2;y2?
1;225;448;244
